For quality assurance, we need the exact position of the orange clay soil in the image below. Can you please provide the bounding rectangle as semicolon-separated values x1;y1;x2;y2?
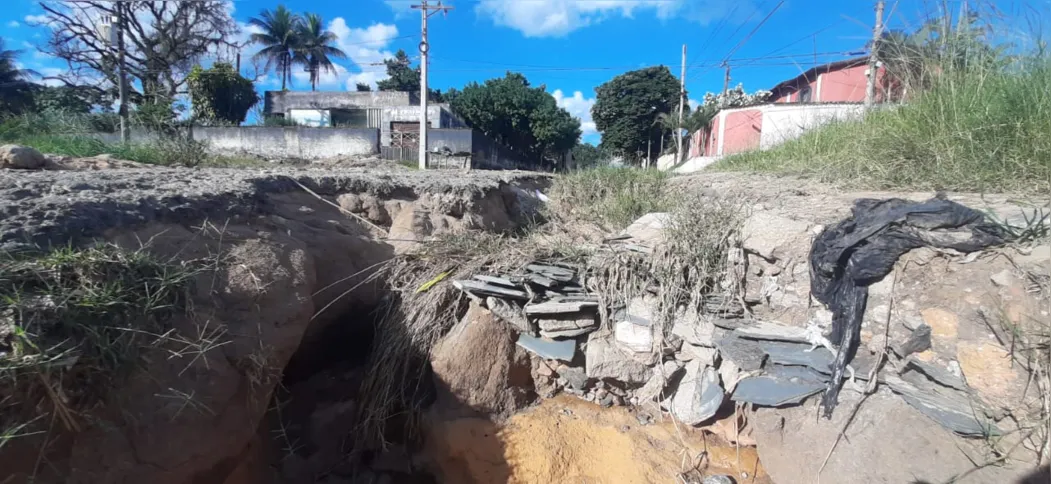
423;395;770;484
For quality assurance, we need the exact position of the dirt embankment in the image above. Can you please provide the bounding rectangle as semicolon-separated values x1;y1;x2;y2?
0;164;548;483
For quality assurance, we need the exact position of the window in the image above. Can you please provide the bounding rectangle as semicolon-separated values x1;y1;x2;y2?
799;85;812;103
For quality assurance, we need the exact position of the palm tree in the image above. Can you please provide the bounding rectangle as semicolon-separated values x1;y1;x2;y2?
249;6;302;90
0;38;37;115
295;13;347;91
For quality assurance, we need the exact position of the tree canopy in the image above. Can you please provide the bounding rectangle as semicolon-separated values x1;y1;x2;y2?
450;72;581;163
591;66;680;163
37;0;238;104
187;63;259;125
376;50;419;92
295;13;347;91
0;38;36;116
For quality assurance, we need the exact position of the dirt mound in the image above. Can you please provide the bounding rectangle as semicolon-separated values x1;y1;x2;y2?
423;395;768;484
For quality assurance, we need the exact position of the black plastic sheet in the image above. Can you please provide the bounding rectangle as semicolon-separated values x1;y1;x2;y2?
809;196;1005;418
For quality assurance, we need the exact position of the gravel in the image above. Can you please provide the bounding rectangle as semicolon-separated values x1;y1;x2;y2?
0;166;550;249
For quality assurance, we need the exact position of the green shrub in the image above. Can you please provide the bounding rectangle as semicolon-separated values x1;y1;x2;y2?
547;167;670;229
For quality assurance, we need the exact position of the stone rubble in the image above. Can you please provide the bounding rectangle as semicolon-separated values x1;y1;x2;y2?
450;211;1006;437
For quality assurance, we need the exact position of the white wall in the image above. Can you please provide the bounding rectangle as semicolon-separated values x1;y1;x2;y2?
759;103;864;149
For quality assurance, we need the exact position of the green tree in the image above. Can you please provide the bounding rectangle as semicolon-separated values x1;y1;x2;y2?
592;66;680;164
355;82;372;92
570;143;610;169
0;38;36;116
249;5;302;90
187;63;259;125
31;85;101;114
450;72;581;164
376;49;419;92
295;13;347;91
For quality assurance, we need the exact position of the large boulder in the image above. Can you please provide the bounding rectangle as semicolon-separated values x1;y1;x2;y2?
430;302;535;418
0;144;46;169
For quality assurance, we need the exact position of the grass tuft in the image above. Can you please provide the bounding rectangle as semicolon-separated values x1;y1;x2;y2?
0;244;200;444
546;167;670;230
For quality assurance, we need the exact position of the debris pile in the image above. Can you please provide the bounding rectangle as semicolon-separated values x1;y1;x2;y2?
451;205;1006;437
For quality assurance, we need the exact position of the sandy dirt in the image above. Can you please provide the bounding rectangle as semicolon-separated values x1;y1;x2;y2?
423;395;769;484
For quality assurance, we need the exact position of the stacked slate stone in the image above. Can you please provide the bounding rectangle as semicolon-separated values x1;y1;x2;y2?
450;213;996;436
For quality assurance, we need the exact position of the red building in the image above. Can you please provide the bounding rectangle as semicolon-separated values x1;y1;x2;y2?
688;56;889;160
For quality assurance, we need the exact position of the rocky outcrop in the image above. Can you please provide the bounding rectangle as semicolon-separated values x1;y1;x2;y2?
0;144;46;169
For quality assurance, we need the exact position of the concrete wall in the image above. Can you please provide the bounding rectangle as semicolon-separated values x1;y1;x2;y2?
265;91;415;115
759;103;864;149
194;126;378;159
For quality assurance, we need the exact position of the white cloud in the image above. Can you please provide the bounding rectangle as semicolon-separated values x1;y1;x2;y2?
327;19;400;91
7;20;19;28
552;89;597;137
23;14;50;25
688;99;699;111
475;0;753;37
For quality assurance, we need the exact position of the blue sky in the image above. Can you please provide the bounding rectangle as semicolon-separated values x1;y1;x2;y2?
3;0;1046;143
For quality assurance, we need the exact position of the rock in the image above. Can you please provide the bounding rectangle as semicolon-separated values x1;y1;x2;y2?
619;212;670;247
0;145;46;169
868;272;895;297
920;308;959;340
670;311;716;347
731;365;826;406
453;280;529;299
741;212;811;261
636;360;685;403
703;476;735;484
669;361;724;425
714;333;766;371
990;269;1015;287
430;302;535;417
752;390;1022;484
883;375;999;436
905;357;967;391
538;313;598;339
956;342;1020;405
677;343;717;366
585;332;653;385
614;296;657;327
893;323;932;357
866;333;888;354
718;358;742;393
614;320;653;353
517;334;576;362
735;320;810;343
1016;245;1050;270
486;297;534;335
557;364;589;391
525;300;599;314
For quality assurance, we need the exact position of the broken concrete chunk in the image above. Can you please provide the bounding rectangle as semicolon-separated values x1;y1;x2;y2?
736;320;810;343
614;320;653;353
486;297;534;335
453;280;529;299
525;300;599;315
905;357;967;391
669;361;724;425
516;334;576;362
883;375;1000;436
714;332;766;371
585;332;653;385
731;365;826;406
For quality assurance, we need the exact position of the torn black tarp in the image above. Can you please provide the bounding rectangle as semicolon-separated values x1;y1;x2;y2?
809;196;1006;418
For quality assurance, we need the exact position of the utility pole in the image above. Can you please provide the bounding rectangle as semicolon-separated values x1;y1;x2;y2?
865;0;885;109
722;62;731;99
114;4;129;144
411;0;453;170
676;44;686;164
